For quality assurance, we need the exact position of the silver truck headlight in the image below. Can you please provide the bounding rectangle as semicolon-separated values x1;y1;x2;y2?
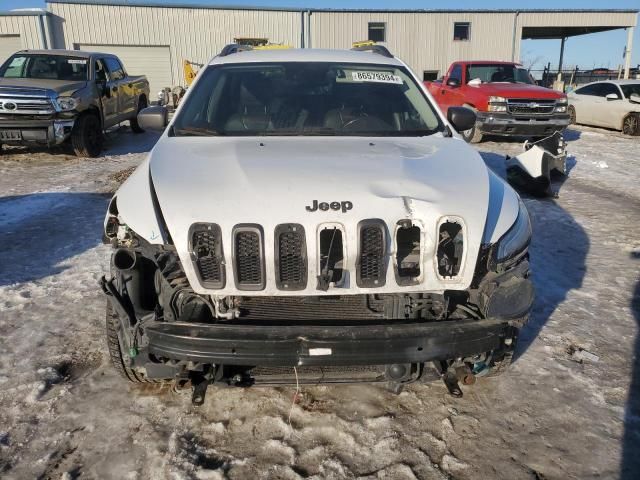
495;199;532;263
488;96;507;112
54;96;78;111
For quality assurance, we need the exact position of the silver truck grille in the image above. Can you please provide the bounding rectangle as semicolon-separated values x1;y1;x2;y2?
507;99;556;116
189;220;465;291
0;98;55;115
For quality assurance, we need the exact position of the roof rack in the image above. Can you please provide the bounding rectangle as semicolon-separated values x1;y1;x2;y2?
350;41;394;58
219;43;253;57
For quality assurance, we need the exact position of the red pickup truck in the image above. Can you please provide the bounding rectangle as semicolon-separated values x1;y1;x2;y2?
425;61;570;143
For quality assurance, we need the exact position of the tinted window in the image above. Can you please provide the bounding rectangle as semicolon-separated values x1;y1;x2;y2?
621;83;640;98
95;59;108;82
368;22;386;42
172;62;443;137
0;54;88;81
423;70;439;81
104;57;125;80
450;64;463;83
575;84;602;96
599;83;621;98
453;23;470;41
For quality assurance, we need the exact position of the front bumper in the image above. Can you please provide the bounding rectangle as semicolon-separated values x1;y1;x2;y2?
144;317;517;367
0;117;75;146
476;111;570;137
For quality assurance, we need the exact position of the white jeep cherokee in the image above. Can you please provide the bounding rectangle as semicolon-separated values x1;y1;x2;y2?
101;45;534;402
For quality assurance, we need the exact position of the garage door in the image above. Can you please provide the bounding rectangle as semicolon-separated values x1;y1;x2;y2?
0;35;23;65
77;45;173;99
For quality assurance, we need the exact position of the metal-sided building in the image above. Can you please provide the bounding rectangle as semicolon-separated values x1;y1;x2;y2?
0;0;637;96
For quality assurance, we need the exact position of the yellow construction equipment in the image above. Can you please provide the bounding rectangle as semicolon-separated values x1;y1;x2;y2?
183;60;198;86
352;40;376;48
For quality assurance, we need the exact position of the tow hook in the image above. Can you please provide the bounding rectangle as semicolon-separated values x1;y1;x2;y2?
442;370;463;398
190;366;214;406
455;365;476;385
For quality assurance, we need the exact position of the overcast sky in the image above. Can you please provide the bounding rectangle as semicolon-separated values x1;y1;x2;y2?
3;0;638;69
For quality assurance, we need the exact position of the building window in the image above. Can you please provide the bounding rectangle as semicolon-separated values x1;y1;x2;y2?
453;22;470;41
368;22;386;42
423;70;439;81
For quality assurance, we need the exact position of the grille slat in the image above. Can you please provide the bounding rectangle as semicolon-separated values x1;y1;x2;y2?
275;224;307;291
357;220;387;288
190;224;225;289
233;225;265;291
507;99;556;116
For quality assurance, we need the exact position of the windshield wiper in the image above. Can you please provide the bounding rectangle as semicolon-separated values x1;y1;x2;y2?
173;126;224;137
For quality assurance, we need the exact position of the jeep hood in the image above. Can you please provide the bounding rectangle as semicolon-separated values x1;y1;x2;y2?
146;135;515;295
0;78;87;96
470;82;565;99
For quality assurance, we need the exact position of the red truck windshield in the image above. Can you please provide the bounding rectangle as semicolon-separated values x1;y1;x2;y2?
466;64;533;85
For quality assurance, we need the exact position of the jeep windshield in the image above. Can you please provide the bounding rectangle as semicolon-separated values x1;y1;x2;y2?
466;64;534;84
172;62;443;137
0;54;89;81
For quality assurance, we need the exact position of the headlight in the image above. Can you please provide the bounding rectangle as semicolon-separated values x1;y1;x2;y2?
495;199;532;263
488;96;507;112
555;105;567;113
555;97;568;113
54;96;78;111
556;97;568;105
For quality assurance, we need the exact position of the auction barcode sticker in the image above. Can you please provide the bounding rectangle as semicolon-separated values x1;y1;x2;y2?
351;71;403;84
68;59;87;64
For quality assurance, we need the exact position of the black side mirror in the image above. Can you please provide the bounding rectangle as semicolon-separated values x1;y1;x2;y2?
137;106;168;132
446;77;460;88
447;106;476;133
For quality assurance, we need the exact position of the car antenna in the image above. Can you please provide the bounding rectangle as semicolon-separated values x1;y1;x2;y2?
317;227;338;291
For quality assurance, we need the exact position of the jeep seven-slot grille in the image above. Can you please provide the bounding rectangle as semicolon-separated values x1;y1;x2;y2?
233;226;265;290
357;221;387;287
275;224;307;290
190;224;225;289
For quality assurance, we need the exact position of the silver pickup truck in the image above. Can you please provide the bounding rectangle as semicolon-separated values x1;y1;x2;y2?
0;49;150;157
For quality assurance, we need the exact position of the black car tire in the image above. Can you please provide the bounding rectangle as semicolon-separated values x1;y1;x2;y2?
106;302;167;384
71;113;103;157
622;113;639;136
130;96;147;134
461;123;484;143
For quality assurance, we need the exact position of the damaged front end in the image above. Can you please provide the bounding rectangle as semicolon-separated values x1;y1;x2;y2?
100;205;534;402
506;131;568;197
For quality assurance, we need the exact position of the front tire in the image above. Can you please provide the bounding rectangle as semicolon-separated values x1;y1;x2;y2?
71;113;103;157
129;96;147;133
622;113;639;136
568;105;577;125
461;123;484;143
105;302;167;384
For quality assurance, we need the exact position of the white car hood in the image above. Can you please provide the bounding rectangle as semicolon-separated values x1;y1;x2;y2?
148;135;504;295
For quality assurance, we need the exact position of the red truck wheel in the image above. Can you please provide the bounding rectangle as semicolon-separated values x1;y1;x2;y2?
462;124;483;143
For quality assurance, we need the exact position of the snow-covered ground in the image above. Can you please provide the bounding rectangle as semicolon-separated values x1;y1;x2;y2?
0;126;638;480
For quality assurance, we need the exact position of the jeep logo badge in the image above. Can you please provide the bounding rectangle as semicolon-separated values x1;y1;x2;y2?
306;200;353;213
2;102;17;111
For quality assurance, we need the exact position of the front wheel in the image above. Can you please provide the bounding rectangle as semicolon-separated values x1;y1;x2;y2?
461;123;483;143
71;113;103;157
129;96;148;133
622;113;639;136
106;302;167;384
568;105;577;125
